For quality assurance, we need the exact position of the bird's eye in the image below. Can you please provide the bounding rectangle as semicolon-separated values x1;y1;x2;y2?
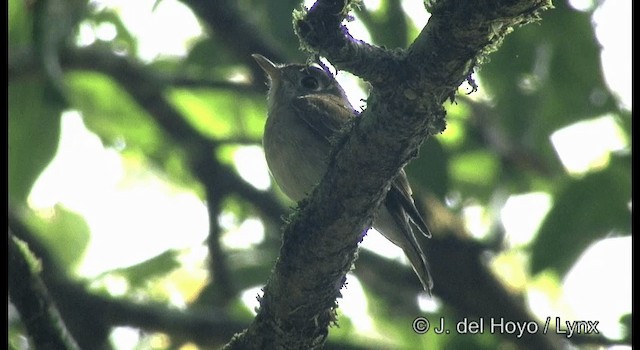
300;75;320;90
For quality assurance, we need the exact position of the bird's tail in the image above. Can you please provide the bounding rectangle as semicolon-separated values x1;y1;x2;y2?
374;205;434;293
403;242;433;294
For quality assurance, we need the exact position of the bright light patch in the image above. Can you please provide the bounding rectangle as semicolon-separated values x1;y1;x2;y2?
110;327;140;350
233;146;271;191
362;0;382;12
526;272;568;325
462;204;490;239
340;274;375;333
218;211;238;232
593;0;631;110
417;293;441;313
568;0;596;12
76;21;97;46
562;237;631;339
94;0;203;61
401;0;431;28
168;246;209;304
149;334;171;349
491;251;528;290
221;218;265;250
95;274;130;296
95;21;118;41
361;228;405;261
241;286;264;315
550;115;628;175
29;111;123;210
439;119;465;148
28;112;209;277
500;192;552;246
77;180;208;276
336;71;367;110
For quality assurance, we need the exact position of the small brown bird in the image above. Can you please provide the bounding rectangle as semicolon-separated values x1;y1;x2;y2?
253;54;433;292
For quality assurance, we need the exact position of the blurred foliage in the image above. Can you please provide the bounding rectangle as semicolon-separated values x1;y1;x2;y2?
8;81;63;204
27;205;91;272
8;0;630;349
531;154;631;275
479;0;618;170
65;71;165;153
98;250;182;290
168;89;266;140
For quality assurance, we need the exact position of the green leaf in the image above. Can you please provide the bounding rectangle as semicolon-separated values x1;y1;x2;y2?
167;89;265;140
479;2;618;164
8;81;63;204
27;205;91;271
449;150;500;194
406;138;449;200
619;313;631;343
9;0;32;47
530;154;631;276
65;71;165;152
107;250;181;288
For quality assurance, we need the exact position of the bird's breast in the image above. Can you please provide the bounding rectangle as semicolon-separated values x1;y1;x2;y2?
263;110;331;202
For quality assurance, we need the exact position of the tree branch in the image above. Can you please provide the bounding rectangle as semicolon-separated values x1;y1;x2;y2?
226;0;553;348
8;232;80;350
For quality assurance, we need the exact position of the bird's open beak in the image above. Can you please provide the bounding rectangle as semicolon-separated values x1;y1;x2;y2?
252;54;281;79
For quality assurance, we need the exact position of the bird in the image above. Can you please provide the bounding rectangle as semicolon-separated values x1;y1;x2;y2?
252;54;433;293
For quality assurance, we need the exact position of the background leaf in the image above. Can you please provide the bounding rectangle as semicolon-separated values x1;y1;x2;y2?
27;205;91;272
531;154;631;276
8;81;63;204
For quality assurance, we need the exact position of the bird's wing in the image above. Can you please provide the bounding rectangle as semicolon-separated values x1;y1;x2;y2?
294;94;429;237
292;93;356;143
389;169;431;238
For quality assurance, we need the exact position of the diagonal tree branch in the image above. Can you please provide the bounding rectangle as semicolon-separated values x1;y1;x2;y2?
225;0;554;349
8;232;80;350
